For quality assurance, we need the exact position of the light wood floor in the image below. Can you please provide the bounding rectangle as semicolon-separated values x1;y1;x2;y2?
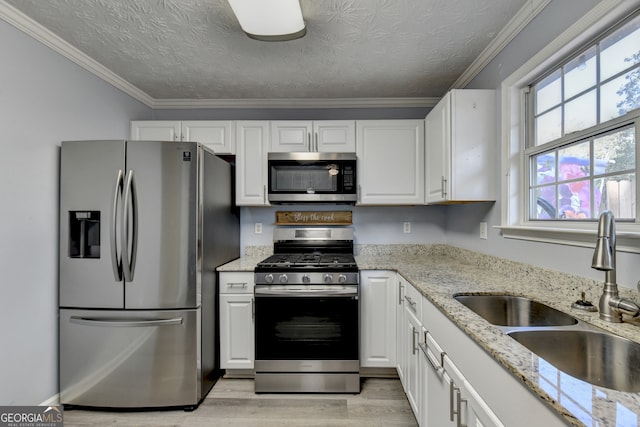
63;377;418;426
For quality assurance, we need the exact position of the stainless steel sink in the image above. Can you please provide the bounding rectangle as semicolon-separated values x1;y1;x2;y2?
453;294;578;327
508;329;640;392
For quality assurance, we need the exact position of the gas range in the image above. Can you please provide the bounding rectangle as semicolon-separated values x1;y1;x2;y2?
253;226;360;393
254;227;358;286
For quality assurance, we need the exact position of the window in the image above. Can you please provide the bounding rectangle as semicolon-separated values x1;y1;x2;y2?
527;12;640;222
501;3;640;251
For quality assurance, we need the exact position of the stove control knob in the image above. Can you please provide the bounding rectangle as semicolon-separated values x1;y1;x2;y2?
338;274;348;284
279;274;288;284
324;274;333;284
265;274;274;284
302;275;311;284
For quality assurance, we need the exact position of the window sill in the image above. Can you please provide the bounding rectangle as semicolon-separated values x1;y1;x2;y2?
497;224;640;254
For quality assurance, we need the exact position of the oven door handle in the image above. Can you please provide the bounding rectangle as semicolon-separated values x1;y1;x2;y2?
255;288;358;297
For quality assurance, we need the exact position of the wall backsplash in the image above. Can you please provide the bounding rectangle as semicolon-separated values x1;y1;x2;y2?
239;205;448;253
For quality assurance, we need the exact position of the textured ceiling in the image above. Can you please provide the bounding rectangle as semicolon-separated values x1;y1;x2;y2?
3;0;529;101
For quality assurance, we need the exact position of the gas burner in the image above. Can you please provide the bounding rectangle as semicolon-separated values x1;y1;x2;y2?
254;227;358;285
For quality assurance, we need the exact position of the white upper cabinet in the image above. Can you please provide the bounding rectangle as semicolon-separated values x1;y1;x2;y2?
235;121;270;206
356;120;425;205
271;120;355;152
181;121;235;154
130;120;236;154
425;89;496;204
130;120;181;141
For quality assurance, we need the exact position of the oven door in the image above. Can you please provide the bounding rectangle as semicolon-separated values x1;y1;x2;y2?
254;285;359;365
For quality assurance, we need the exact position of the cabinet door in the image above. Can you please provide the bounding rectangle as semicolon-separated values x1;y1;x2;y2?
130;121;181;141
236;121;270;206
396;277;406;385
360;270;397;367
356;120;425;205
425;95;450;203
404;306;422;419
314;121;356;152
424;333;456;427
182;121;235;154
448;89;496;202
271;121;313;152
425;89;496;203
219;294;254;369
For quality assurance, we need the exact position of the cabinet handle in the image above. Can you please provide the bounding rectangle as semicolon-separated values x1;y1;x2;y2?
398;282;404;305
263;185;267;204
307;132;312;151
314;132;318;151
227;282;247;288
251;297;255;320
450;380;467;427
441;176;447;198
357;185;361;204
412;326;418;355
405;295;417;312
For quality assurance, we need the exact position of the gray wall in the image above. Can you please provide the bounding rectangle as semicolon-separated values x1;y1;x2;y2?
448;0;640;289
240;205;447;251
0;19;150;405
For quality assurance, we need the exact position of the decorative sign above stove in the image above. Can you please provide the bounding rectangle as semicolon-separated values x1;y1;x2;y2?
275;211;352;225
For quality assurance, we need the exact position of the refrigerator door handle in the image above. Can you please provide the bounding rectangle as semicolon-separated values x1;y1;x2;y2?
122;169;138;282
111;169;124;281
69;316;183;327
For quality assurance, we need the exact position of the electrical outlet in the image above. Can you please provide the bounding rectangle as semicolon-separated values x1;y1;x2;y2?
255;223;262;234
479;222;488;240
403;222;411;233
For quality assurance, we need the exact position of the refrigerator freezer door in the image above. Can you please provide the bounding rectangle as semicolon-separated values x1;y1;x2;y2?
59;308;200;408
60;140;126;309
124;141;199;309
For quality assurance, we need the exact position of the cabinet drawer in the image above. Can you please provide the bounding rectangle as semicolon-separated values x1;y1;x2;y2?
220;272;255;294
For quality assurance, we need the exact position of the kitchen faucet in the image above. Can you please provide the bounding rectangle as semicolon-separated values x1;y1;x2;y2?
591;210;640;322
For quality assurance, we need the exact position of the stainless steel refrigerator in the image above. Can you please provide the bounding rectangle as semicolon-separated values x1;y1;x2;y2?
58;140;239;409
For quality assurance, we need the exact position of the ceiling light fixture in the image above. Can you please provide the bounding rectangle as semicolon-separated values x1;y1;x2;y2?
227;0;306;41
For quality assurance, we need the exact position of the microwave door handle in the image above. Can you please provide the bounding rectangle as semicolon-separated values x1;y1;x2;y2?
122;170;138;282
111;169;124;281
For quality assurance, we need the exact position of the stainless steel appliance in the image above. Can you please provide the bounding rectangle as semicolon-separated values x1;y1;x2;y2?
267;152;357;204
58;140;239;410
254;227;360;393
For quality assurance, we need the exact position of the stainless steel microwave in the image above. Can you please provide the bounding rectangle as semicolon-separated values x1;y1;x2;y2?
267;152;357;204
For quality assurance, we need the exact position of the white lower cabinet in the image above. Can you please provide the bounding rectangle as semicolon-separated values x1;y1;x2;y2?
219;272;254;370
421;295;565;427
420;331;503;427
404;303;422;419
360;270;397;367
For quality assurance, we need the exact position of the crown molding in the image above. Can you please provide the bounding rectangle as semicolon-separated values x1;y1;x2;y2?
149;97;440;109
449;0;551;89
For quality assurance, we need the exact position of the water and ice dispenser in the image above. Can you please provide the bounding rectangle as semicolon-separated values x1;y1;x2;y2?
69;211;100;258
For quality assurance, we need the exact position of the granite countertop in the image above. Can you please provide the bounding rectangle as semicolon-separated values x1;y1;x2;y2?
218;244;640;426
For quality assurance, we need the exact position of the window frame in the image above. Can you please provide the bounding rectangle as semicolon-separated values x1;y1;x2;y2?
499;1;640;254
